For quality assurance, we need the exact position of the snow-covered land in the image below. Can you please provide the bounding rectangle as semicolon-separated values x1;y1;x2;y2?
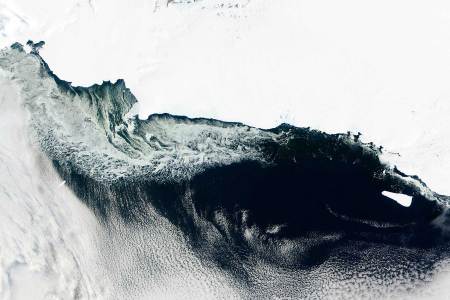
1;0;449;196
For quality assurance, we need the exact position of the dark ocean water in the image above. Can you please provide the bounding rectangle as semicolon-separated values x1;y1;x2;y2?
3;41;450;299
